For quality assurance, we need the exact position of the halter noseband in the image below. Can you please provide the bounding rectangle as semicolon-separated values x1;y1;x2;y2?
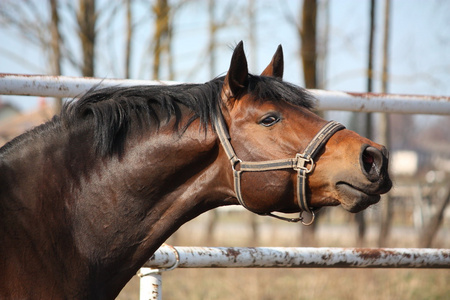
214;112;345;226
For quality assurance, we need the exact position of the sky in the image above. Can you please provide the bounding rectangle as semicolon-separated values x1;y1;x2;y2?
1;0;449;122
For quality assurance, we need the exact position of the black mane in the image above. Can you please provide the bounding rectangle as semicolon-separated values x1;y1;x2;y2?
61;78;224;157
1;75;315;157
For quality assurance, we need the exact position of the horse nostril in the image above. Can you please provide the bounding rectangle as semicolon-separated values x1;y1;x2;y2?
363;151;374;164
361;146;384;181
362;152;374;173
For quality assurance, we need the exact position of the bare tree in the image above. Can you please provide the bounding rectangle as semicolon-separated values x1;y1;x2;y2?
77;0;97;77
125;0;133;79
279;0;331;245
205;0;219;243
296;0;320;246
0;1;48;54
353;0;377;247
299;0;317;89
378;0;392;247
419;188;450;248
50;0;63;112
0;1;65;112
50;0;62;77
151;0;173;80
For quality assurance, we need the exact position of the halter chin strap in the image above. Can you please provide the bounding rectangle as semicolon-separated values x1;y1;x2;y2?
214;111;345;226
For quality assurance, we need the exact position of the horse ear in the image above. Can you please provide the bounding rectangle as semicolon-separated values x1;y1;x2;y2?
221;41;248;107
261;45;284;79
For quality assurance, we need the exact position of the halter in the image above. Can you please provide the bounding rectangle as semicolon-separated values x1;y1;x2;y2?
214;111;345;226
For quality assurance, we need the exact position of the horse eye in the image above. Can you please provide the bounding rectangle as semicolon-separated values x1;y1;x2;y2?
260;115;280;127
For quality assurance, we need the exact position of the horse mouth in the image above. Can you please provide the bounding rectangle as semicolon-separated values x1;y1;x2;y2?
336;182;381;213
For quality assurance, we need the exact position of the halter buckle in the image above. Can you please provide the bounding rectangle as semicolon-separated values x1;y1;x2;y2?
294;154;315;174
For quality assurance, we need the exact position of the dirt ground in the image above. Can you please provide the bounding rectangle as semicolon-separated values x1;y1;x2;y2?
117;208;449;300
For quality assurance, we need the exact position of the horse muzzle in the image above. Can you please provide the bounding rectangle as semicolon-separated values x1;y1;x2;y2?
335;144;392;213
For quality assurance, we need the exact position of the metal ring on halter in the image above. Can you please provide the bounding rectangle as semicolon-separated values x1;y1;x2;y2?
304;157;315;173
137;244;180;277
294;154;315;174
300;210;315;226
231;159;242;172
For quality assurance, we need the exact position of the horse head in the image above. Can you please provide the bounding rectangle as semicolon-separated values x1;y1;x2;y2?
218;42;392;217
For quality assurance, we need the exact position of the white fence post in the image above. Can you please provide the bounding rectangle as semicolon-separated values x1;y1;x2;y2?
137;244;180;300
138;268;162;300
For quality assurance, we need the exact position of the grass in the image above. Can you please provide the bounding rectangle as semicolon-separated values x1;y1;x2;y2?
117;208;450;300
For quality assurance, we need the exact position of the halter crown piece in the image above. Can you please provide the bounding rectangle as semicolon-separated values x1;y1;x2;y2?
214;112;345;226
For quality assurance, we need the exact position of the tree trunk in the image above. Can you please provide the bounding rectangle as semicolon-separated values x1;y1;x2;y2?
355;0;377;246
378;0;392;247
364;0;376;138
299;0;317;89
77;0;96;77
208;0;217;78
50;0;63;113
419;189;450;248
151;0;171;80
298;0;319;246
125;0;132;79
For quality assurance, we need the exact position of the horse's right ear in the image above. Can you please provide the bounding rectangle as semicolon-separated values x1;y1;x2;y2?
221;41;248;108
261;44;284;79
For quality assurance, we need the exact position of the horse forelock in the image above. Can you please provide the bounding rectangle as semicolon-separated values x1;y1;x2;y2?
246;75;316;109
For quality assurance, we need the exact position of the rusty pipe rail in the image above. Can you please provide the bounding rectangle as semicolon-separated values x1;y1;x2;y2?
1;73;450;115
139;246;449;299
144;246;450;269
310;89;450;115
0;73;175;98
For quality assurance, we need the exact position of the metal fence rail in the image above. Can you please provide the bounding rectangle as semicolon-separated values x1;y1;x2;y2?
138;245;450;299
145;246;450;269
1;73;450;115
0;73;174;98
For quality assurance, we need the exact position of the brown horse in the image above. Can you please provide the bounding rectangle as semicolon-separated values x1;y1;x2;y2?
0;42;391;299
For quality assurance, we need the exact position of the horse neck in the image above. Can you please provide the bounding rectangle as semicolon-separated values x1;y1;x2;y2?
0;118;234;298
70;121;235;297
0;125;94;297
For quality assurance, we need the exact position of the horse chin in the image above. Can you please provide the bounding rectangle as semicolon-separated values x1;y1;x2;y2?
336;183;381;213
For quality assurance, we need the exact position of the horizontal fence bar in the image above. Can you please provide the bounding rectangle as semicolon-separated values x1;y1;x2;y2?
144;246;450;269
310;89;450;115
0;73;175;98
1;73;450;115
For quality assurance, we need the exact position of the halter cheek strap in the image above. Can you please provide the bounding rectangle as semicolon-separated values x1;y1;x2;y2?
214;112;345;225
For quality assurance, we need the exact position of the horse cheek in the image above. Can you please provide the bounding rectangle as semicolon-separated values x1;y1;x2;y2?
239;170;294;213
